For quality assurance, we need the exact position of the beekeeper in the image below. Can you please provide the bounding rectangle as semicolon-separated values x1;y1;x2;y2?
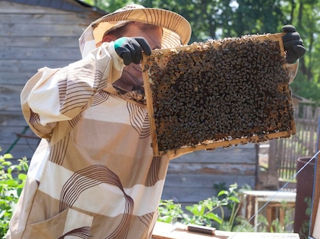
7;4;305;239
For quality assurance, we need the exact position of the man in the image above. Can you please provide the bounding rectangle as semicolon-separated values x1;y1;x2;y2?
7;4;305;239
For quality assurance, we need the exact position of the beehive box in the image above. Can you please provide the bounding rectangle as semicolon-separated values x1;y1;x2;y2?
142;33;295;158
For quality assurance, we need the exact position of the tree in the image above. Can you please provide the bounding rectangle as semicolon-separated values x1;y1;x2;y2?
283;0;320;102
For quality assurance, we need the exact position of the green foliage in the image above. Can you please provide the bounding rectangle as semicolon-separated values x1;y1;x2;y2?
291;71;320;103
232;0;286;36
231;216;255;232
158;184;252;231
158;199;184;223
0;148;29;238
184;197;224;226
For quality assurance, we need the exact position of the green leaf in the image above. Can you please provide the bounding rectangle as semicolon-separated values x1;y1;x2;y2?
217;190;228;197
205;212;222;224
228;196;240;203
18;174;27;181
0;179;17;187
2;161;12;167
197;204;205;216
17;188;23;197
3;154;13;159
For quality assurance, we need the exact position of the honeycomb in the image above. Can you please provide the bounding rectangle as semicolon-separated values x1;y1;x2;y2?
142;33;295;157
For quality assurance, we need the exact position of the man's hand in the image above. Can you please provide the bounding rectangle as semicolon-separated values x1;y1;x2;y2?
114;37;151;65
282;25;306;64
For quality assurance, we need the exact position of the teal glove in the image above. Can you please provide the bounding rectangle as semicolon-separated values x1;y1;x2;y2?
114;37;152;65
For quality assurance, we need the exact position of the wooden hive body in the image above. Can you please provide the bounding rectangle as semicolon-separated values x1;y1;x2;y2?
142;33;296;158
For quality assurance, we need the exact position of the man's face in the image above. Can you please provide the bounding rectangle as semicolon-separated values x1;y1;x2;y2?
114;22;162;92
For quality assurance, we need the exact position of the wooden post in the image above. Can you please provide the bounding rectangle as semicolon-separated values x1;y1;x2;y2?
311;117;320;236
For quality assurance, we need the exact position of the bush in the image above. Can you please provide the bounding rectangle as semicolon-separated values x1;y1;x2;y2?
158;183;250;231
0;148;28;238
158;184;294;233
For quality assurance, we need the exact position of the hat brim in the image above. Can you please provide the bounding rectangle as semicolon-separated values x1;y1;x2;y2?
91;8;192;49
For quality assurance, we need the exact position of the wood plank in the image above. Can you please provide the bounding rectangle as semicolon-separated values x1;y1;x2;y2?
1;143;37;159
161;186;216;202
0;60;73;72
0;107;22;113
0;126;38;141
0;89;23;114
168;162;256;175
1;23;85;37
0;135;39;146
0;122;40;157
168;131;292;160
0;1;72;14
152;222;300;239
0;47;81;60
305;122;311;154
0;36;79;48
163;173;255;204
294;123;300;164
0;95;21;112
0;136;39;148
142;54;159;155
280;139;286;179
173;146;256;164
0;73;35;85
311;121;317;152
306;105;313;119
162;181;254;203
0;84;23;93
0;110;24;117
0;13;92;24
152;222;221;239
0;115;26;126
288;140;294;179
0;84;24;112
284;138;289;179
302;122;307;154
165;174;255;188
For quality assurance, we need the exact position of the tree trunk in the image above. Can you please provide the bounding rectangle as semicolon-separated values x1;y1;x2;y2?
202;0;217;39
297;0;303;28
307;31;314;81
297;0;308;75
209;18;217;39
290;0;296;23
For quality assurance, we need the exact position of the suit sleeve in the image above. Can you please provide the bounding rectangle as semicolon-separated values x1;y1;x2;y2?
284;61;299;84
20;42;124;138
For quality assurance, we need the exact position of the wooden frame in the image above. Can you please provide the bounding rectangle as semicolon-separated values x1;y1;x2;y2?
142;33;296;158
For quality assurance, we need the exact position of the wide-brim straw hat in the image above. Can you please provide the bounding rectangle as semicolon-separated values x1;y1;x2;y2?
79;4;192;58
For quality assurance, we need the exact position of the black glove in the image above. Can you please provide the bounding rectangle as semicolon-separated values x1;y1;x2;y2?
282;25;306;64
114;37;151;65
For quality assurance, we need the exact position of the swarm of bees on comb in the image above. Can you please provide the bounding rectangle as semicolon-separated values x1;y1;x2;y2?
142;33;296;157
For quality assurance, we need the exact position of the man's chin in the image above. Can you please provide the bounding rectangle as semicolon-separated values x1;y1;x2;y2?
118;70;143;90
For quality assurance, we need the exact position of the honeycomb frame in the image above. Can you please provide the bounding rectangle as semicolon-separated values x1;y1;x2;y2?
142;33;296;158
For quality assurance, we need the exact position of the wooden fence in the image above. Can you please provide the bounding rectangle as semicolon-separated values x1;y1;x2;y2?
269;105;320;182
